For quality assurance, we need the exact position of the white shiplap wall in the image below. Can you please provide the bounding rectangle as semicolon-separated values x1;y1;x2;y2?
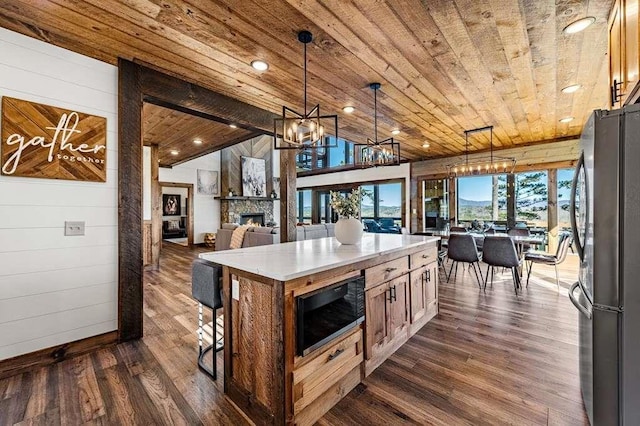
159;151;221;243
0;28;118;360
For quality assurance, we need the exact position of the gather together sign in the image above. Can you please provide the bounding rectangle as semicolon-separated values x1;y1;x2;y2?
1;97;107;182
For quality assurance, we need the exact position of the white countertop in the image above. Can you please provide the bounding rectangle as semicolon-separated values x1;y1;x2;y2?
199;233;439;281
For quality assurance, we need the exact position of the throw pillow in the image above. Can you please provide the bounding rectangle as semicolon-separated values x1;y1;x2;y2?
229;225;250;249
168;220;180;230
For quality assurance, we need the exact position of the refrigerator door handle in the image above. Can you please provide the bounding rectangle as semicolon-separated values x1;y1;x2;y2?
569;281;592;319
570;152;586;262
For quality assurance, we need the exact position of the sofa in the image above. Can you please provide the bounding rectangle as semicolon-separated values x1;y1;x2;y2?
215;223;280;251
162;217;186;238
215;223;335;251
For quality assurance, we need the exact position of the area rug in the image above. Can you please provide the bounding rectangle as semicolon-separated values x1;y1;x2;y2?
163;237;188;247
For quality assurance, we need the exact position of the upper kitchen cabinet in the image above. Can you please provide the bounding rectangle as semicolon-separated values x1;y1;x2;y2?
610;0;640;107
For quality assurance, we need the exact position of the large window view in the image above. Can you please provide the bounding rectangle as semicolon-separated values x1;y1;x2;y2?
456;170;574;231
296;136;354;172
515;171;548;228
457;175;507;222
361;182;403;232
297;181;404;231
558;168;574;231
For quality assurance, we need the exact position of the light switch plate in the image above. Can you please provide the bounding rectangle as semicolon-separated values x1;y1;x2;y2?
232;279;240;301
65;221;85;236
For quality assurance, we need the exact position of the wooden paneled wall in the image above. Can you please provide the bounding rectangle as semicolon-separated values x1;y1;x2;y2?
411;139;579;179
410;139;579;233
220;134;273;196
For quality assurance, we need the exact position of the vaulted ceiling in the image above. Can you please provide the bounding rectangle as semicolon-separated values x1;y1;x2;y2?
143;103;262;167
0;0;613;161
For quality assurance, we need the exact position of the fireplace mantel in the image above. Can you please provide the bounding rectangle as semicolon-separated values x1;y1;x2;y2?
215;196;279;201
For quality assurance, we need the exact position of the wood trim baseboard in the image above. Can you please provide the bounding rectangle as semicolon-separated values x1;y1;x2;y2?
0;331;118;380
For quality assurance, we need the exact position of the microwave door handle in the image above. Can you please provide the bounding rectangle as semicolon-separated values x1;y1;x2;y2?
569;281;592;319
570;153;585;262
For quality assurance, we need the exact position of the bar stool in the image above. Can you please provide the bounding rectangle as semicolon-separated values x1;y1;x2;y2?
191;259;223;379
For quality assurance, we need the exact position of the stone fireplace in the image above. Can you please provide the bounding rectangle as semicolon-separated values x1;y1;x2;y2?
221;199;275;225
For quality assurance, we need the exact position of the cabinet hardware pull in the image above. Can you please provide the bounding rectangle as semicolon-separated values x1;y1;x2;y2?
387;288;393;303
328;348;344;361
385;267;398;273
426;269;431;282
422;254;430;259
391;285;397;302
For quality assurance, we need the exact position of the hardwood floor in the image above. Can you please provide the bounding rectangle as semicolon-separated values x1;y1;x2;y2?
0;242;587;425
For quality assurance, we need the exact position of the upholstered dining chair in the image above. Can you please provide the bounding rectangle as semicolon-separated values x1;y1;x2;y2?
450;226;468;233
482;236;522;294
446;234;483;288
191;259;224;379
507;227;531;252
525;233;573;290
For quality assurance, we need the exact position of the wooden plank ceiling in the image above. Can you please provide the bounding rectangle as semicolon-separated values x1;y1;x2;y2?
143;103;260;167
0;0;613;161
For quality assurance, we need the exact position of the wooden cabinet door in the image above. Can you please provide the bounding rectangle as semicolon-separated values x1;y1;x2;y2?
365;283;390;360
611;0;624;107
388;276;409;340
425;262;438;317
625;0;639;100
409;267;427;324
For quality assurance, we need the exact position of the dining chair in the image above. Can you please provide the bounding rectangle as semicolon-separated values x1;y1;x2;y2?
524;233;573;290
450;226;468;233
508;227;531;253
445;234;483;288
481;236;522;294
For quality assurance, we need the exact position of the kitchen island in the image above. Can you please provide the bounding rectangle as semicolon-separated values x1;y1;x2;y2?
200;234;440;425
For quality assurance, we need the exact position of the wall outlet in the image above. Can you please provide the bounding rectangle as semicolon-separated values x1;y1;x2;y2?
65;221;85;236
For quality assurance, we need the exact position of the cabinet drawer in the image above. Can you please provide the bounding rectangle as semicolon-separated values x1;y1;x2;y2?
365;256;408;288
293;328;363;414
410;245;437;269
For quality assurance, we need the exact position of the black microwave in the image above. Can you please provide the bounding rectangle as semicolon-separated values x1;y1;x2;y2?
296;275;365;356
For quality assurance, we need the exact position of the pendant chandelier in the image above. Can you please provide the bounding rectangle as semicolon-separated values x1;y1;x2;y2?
447;125;516;177
273;31;338;150
354;83;400;167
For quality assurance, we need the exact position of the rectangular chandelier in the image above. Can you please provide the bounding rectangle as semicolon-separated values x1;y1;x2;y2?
273;105;338;150
446;125;516;177
354;137;401;167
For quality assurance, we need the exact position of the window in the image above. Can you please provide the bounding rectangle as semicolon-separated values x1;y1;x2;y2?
377;183;402;226
296;136;354;172
360;184;375;220
297;189;312;224
457;175;507;223
515;171;548;228
557;168;574;231
423;179;449;230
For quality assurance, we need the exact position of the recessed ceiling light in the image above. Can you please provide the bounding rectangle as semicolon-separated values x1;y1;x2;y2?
563;17;596;34
193;139;202;145
559;116;574;123
561;84;582;94
229;123;238;129
251;60;269;71
342;106;355;113
422;142;430;148
391;129;401;135
170;150;179;155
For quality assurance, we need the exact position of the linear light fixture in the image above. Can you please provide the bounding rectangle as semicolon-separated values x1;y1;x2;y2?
447;126;515;177
354;83;400;167
273;31;338;151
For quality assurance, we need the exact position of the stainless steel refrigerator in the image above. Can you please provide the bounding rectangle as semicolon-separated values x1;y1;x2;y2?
569;105;640;425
